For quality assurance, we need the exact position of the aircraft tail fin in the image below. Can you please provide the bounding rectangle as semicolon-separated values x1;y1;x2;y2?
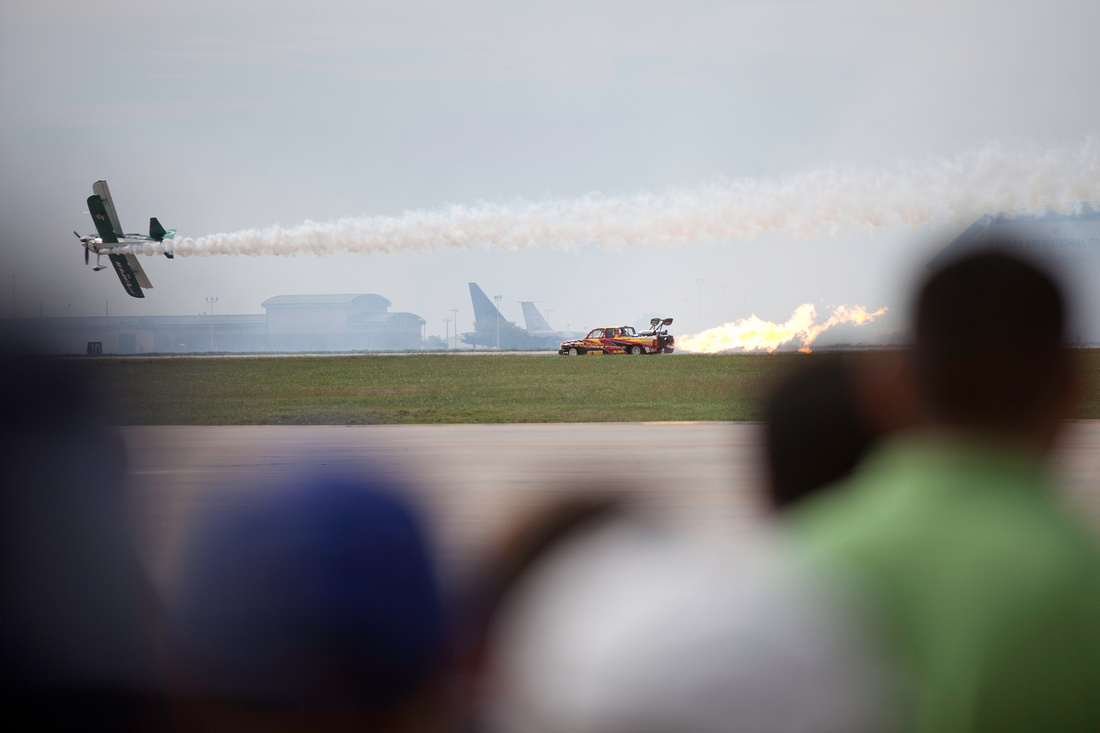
150;217;175;258
469;282;504;323
520;301;552;332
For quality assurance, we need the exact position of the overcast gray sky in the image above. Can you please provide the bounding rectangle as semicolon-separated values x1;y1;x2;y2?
2;1;1098;341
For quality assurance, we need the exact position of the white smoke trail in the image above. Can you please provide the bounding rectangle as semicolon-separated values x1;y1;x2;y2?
108;137;1100;258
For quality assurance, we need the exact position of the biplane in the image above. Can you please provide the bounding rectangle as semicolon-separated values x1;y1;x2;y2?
75;180;174;298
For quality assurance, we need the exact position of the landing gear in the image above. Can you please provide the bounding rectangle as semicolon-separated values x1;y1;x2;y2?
76;231;108;271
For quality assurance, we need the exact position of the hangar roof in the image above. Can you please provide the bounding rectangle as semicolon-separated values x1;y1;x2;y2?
261;294;392;311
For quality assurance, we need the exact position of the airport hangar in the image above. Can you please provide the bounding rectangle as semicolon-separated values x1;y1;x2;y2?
6;294;426;354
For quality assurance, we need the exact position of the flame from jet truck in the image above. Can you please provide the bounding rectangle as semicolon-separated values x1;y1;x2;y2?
678;304;888;354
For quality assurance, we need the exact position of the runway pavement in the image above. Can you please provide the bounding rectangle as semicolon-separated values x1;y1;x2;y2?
121;421;1100;592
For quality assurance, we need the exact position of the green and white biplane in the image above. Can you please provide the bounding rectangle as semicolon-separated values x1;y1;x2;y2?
75;180;175;298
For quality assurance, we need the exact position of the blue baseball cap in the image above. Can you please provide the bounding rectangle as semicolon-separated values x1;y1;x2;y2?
172;474;445;710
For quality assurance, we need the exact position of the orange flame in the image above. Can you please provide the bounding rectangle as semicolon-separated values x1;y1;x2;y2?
678;303;888;354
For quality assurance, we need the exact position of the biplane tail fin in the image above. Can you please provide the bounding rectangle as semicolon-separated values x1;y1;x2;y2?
150;217;175;258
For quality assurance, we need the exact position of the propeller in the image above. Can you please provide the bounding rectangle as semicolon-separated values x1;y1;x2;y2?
75;230;98;265
74;231;89;264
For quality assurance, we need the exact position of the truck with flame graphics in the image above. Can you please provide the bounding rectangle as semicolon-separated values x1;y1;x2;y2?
559;318;675;355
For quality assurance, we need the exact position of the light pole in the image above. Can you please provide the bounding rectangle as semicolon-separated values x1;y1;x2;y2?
205;296;218;351
545;309;553;328
451;308;458;349
444;318;450;350
494;295;502;349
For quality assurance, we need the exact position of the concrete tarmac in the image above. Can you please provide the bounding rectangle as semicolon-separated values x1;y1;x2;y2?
121;421;1100;592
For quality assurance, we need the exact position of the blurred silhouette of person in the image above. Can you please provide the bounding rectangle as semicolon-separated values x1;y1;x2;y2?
454;494;624;730
459;494;623;664
762;351;922;510
791;251;1100;733
170;474;449;733
472;496;896;733
0;336;168;730
762;357;878;510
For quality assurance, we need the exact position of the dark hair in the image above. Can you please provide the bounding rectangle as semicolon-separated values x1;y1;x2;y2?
457;494;624;674
763;358;875;510
915;251;1067;432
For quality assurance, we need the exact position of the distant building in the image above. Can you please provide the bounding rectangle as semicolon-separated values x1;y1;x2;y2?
2;314;267;354
262;294;424;351
3;293;425;354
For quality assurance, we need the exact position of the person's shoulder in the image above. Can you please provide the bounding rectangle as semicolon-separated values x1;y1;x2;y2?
1008;495;1100;589
783;439;912;547
788;434;1100;591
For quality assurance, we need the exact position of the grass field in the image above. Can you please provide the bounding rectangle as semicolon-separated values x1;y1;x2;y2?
73;350;1100;425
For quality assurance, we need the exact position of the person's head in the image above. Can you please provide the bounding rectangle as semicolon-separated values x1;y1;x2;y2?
914;251;1073;448
458;494;624;675
762;358;877;510
171;475;447;732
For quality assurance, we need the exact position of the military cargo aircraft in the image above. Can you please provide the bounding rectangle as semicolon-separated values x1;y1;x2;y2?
460;282;584;348
75;180;175;298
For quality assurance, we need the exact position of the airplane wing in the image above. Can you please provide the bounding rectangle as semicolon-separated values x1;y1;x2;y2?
91;180;124;239
87;195;121;244
108;253;152;298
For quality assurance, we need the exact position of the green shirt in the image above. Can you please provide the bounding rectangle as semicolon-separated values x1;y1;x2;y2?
791;435;1100;733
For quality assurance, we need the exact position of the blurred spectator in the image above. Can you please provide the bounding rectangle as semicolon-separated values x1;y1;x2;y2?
762;351;922;510
475;500;896;733
0;338;167;730
762;357;878;509
455;495;623;729
791;251;1100;733
171;475;449;732
459;495;623;667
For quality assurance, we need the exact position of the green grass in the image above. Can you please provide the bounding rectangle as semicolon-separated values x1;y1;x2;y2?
72;350;1100;425
75;353;799;425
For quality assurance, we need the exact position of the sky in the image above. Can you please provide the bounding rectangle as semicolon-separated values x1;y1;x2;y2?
2;0;1099;342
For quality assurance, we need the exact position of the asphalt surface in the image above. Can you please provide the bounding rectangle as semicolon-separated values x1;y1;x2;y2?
121;421;1100;592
